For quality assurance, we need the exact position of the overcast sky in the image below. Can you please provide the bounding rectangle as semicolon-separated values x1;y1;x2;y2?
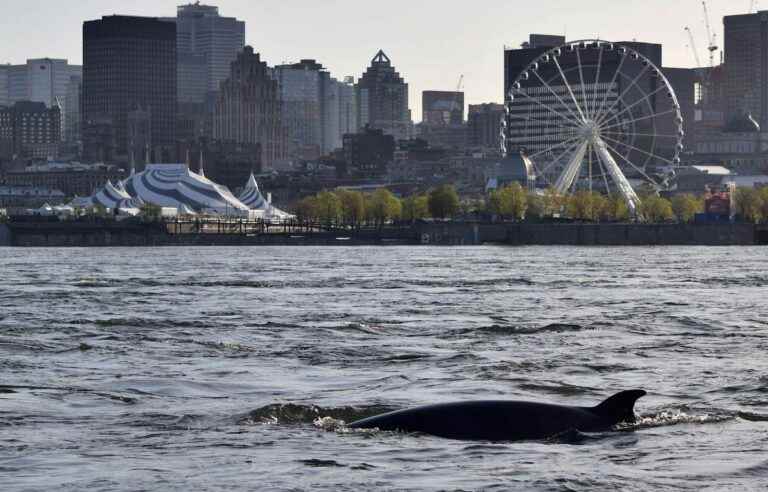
0;0;759;119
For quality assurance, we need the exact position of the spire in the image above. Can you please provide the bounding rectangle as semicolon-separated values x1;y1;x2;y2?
372;50;391;65
144;145;150;164
199;150;206;178
129;149;136;176
186;148;190;167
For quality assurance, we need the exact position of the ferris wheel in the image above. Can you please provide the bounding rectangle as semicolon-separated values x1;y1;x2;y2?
502;40;684;216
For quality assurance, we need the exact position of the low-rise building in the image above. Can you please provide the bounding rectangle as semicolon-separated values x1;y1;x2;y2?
0;184;66;207
4;161;125;197
0;101;61;159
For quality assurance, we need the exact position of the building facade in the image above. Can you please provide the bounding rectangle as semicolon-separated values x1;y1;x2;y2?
723;11;768;127
0;59;82;142
0;101;61;159
82;16;177;164
422;91;464;125
356;50;411;140
468;103;505;150
4;162;125;197
342;126;395;177
213;46;286;169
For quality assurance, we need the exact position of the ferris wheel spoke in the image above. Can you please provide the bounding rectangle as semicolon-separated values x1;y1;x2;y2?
597;83;670;130
600;134;675;166
523;135;584;160
528;70;584;125
575;48;591;120
599;108;677;132
592;50;628;123
553;56;587;122
602;131;679;139
512;87;583;127
539;138;587;177
593;149;612;194
594;63;652;126
506;112;580;130
589;46;604;119
601;140;663;185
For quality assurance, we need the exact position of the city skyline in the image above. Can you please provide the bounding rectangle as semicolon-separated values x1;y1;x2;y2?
0;0;759;120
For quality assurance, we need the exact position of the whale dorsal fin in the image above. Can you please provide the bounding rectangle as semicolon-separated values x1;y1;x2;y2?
593;390;646;424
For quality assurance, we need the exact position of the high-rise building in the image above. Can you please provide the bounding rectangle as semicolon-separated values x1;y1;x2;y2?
723;11;768;127
82;15;177;163
170;3;245;103
468;103;505;150
63;75;82;145
0;59;82;142
356;50;411;140
422;91;464;125
213;46;286;169
272;60;357;158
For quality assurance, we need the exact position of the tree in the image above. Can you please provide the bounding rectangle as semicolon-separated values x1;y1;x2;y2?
366;188;402;227
566;191;606;222
337;189;365;227
542;187;566;217
315;191;342;226
428;184;460;219
639;195;674;223
759;187;768;223
671;193;702;223
602;194;630;222
294;196;319;222
734;187;764;223
488;183;528;220
402;194;429;222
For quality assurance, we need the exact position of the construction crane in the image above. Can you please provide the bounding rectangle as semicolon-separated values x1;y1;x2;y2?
685;26;709;105
702;1;718;69
750;0;757;13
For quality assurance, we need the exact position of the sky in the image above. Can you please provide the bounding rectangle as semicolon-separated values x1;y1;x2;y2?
0;0;760;120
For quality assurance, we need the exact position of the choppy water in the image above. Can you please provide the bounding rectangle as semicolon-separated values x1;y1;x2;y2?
1;246;767;491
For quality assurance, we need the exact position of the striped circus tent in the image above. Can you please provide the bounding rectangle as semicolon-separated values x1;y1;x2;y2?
69;180;143;214
238;172;294;220
122;164;252;216
238;172;269;209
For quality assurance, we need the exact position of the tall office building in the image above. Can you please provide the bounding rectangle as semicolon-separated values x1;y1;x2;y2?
723;11;768;127
82;15;177;163
0;59;82;142
213;46;286;169
272;60;357;158
356;50;411;140
172;3;245;102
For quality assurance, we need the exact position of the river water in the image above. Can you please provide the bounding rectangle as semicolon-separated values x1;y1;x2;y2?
1;246;767;491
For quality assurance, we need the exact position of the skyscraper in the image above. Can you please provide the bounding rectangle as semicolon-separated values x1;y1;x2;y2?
82;15;177;163
468;103;505;150
213;46;286;169
169;3;245;104
723;11;768;127
0;59;82;142
356;50;411;140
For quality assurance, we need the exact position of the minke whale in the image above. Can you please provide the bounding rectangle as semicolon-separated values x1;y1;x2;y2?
349;390;646;441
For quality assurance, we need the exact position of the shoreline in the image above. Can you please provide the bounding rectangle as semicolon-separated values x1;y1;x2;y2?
2;221;766;247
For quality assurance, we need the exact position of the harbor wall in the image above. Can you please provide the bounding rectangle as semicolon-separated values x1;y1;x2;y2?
4;221;762;247
0;224;10;246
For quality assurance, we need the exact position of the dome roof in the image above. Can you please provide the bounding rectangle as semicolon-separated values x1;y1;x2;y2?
725;113;761;133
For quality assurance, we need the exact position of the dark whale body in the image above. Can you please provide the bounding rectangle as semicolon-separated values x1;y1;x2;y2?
349;390;646;441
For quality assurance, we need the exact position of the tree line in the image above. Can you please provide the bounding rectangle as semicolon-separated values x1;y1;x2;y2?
291;182;768;227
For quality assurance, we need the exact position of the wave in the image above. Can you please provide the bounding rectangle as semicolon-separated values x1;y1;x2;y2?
238;403;397;426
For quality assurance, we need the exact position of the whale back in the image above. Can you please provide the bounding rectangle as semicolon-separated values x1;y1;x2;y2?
592;390;647;425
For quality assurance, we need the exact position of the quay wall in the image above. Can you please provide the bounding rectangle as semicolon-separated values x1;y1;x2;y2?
4;221;763;247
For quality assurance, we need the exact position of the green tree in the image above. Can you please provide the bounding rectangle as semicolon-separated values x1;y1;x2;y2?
734;187;764;223
566;191;606;222
640;195;674;223
488;183;528;220
671;193;702;223
428;184;460;219
759;187;768;223
337;189;366;227
601;194;631;222
367;188;402;227
542;187;566;217
315;191;342;226
402;194;430;222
